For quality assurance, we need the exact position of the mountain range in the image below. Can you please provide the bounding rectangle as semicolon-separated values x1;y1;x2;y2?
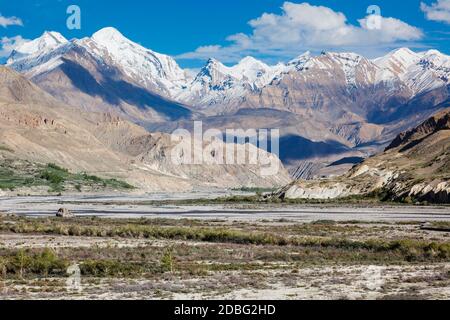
0;65;290;193
5;27;450;176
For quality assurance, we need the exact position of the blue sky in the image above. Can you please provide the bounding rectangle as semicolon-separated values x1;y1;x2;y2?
1;0;450;67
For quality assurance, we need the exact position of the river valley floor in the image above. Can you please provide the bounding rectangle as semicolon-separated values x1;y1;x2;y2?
1;192;450;300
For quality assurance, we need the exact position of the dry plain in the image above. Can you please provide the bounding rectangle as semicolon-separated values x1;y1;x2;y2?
1;193;450;300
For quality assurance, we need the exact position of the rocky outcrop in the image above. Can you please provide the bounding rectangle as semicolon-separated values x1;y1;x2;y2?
284;183;353;200
408;182;450;203
56;208;74;218
289;161;324;180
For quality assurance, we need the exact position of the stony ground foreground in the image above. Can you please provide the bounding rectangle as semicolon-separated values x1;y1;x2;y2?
1;203;450;300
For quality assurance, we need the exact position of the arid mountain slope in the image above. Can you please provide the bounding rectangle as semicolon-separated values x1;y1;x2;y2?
0;66;291;193
279;108;450;203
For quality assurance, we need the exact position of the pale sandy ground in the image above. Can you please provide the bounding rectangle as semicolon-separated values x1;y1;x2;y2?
2;265;449;300
1;194;450;222
0;234;213;249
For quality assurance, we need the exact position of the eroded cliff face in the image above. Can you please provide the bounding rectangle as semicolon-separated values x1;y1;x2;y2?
279;108;450;204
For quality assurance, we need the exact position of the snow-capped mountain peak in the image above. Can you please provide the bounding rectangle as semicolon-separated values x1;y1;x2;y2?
90;27;188;97
193;58;235;86
18;31;68;55
6;27;189;98
234;56;268;71
6;31;70;75
191;56;283;90
389;47;417;58
370;48;450;94
371;47;424;87
288;51;312;68
420;49;450;66
416;49;450;89
423;49;444;57
204;58;227;70
238;56;262;65
91;27;128;43
5;27;450;113
7;31;68;63
373;47;421;75
229;56;272;82
383;47;419;61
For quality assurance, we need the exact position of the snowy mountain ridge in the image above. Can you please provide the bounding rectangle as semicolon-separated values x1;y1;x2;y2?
6;27;450;109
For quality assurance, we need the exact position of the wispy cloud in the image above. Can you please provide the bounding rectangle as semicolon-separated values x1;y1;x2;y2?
177;2;423;63
0;13;23;28
421;0;450;24
0;36;29;58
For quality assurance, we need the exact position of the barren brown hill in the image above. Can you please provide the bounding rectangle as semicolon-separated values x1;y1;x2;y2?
386;108;450;151
0;66;291;194
279;107;450;203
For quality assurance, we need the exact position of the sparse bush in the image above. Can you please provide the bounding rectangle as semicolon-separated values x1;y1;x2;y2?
47;163;69;173
161;246;175;273
0;257;7;278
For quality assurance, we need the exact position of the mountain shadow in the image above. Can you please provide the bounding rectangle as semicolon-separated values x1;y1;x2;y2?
59;58;192;121
279;135;350;164
327;157;365;167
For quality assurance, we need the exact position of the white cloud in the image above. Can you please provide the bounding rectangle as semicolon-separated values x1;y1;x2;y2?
421;0;450;24
0;36;29;58
0;13;23;27
177;2;423;63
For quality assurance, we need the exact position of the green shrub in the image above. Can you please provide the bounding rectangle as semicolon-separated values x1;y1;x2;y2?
31;248;68;276
80;260;146;277
3;249;68;278
40;170;65;184
0;257;7;278
47;163;69;173
161;247;175;273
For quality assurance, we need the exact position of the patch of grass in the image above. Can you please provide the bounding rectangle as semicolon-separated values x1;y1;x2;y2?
0;159;134;192
0;248;68;279
75;173;134;190
3;219;450;263
1;216;450;280
0;166;40;191
2;217;449;280
80;260;160;277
